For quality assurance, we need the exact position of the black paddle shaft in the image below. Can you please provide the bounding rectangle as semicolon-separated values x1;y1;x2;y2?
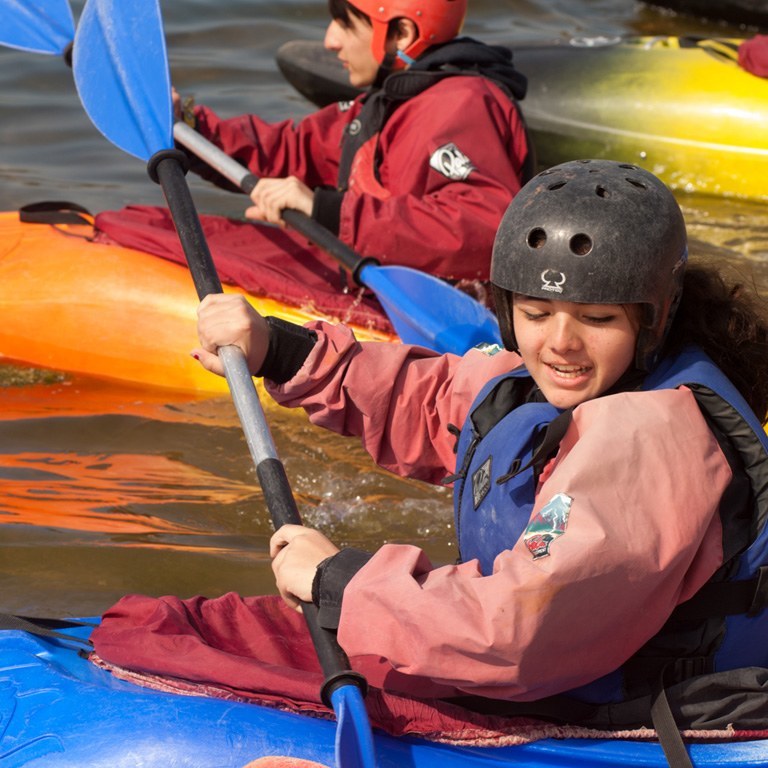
237;171;379;285
147;150;368;706
149;150;222;299
172;122;378;284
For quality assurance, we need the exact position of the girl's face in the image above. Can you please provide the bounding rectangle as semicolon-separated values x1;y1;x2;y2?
512;296;640;409
324;14;379;88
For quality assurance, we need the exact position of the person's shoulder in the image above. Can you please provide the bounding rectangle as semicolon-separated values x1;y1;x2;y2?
575;387;709;436
422;72;508;98
317;96;363;119
397;75;515;126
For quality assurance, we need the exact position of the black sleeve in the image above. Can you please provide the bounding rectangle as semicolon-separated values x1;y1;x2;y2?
311;186;345;236
173;106;246;193
257;316;318;384
312;548;373;629
174;141;244;194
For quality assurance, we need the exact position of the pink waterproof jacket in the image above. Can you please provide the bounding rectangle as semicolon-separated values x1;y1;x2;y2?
267;322;732;701
192;74;529;281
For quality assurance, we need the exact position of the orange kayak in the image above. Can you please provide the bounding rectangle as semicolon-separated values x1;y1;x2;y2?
0;211;394;393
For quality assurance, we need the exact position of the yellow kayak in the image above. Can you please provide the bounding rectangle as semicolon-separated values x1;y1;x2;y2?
517;35;768;200
0;212;393;393
277;35;768;200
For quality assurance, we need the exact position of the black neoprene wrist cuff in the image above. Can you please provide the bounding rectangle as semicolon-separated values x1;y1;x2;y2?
256;316;318;384
174;142;242;195
311;187;344;236
312;548;373;630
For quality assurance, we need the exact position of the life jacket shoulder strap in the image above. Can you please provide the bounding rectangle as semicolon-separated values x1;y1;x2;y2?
672;565;768;622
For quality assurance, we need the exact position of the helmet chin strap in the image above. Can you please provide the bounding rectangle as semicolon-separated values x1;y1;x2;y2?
372;52;396;88
396;49;416;66
374;45;415;87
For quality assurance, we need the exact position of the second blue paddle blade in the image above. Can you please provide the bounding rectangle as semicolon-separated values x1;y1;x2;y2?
361;264;502;354
73;0;173;161
0;0;74;54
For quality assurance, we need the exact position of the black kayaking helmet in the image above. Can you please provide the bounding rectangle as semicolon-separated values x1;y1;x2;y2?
491;159;688;371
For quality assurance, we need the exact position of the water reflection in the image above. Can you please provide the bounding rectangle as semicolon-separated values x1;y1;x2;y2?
0;0;766;620
1;184;766;620
0;367;454;616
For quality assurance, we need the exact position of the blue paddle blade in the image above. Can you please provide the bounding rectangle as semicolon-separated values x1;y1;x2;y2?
74;4;379;766
72;0;172;161
0;0;74;54
331;687;377;768
360;263;502;354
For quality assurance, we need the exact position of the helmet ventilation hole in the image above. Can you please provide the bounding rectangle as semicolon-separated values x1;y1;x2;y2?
527;228;547;249
570;233;593;256
547;181;566;191
595;185;608;198
625;177;647;190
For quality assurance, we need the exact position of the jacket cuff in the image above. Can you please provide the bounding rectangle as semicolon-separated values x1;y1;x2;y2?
311;187;344;236
312;548;373;629
257;317;318;384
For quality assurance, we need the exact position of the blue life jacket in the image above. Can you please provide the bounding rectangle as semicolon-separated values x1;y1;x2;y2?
450;345;768;705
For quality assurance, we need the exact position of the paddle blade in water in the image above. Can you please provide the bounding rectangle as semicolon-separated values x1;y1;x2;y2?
360;264;502;354
73;0;172;161
0;0;74;54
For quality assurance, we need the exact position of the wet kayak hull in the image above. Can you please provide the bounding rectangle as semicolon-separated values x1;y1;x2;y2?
0;212;393;393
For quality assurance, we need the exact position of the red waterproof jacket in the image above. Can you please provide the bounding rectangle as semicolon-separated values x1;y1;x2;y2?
90;323;732;719
739;34;768;77
192;71;529;281
265;323;731;701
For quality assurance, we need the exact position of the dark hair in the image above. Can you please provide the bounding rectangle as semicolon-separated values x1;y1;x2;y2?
662;262;768;420
328;0;371;27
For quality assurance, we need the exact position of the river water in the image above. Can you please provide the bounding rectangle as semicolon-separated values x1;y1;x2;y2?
1;0;766;617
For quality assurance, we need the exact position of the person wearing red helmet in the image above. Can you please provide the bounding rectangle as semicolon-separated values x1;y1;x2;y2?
338;0;469;75
165;0;532;305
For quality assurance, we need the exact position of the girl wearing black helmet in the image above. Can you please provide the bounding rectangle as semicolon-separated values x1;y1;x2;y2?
99;161;768;755
158;0;531;299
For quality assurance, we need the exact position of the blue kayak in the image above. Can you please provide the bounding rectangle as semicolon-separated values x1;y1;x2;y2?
2;621;768;767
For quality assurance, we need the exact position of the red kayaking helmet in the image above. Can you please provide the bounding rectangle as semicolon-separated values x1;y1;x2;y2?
491;159;688;371
349;0;467;67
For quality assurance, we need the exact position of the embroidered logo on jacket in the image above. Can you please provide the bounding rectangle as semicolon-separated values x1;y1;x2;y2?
523;493;572;559
475;342;503;356
338;100;355;112
429;143;475;181
472;456;492;509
